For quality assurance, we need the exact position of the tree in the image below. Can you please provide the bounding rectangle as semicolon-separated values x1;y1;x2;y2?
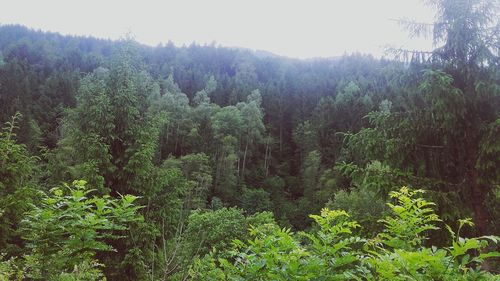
164;153;213;210
53;48;165;196
190;76;217;154
400;0;500;234
168;208;274;279
302;150;321;199
326;186;388;235
0;113;38;256
211;107;242;201
49;46;192;280
156;74;193;158
237;90;265;182
293;120;317;165
241;187;272;214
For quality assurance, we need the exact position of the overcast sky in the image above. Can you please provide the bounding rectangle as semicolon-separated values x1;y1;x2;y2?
1;0;436;59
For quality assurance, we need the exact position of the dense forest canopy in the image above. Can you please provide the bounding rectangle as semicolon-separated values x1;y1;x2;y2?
0;0;499;280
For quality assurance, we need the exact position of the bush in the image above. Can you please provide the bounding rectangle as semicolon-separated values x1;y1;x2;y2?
190;187;500;280
326;186;388;235
14;180;142;280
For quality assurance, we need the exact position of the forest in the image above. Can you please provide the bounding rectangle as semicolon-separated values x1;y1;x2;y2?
0;0;499;280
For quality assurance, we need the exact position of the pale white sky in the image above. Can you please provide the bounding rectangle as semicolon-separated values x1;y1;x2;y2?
0;0;435;59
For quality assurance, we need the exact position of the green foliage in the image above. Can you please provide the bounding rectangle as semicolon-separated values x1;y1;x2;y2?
176;153;213;209
51;49;165;196
303;209;366;278
293;121;317;163
476;119;500;185
327;187;388;235
238;89;265;143
0;2;498;278
18;179;142;279
187;254;226;281
419;69;465;129
191;187;500;280
240;187;272;214
211;106;243;140
377;187;441;250
0;255;24;281
183;208;247;259
0;113;38;256
168;208;275;279
55;260;106;281
365;187;499;280
237;90;265;181
190;208;366;280
302;150;321;198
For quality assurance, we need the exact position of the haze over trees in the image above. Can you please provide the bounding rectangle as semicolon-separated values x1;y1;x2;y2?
0;0;499;280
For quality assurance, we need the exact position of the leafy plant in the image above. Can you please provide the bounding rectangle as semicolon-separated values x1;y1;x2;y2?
20;180;142;279
377;187;441;250
0;113;38;255
365;187;499;280
190;187;500;280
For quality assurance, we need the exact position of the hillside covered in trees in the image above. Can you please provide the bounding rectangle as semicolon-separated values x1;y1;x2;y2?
1;0;499;280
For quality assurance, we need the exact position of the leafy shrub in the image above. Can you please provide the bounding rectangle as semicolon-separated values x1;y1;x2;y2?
16;180;142;280
327;186;388;235
190;187;500;280
240;187;272;214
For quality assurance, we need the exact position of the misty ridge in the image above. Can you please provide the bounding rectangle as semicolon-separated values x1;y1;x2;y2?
0;0;499;280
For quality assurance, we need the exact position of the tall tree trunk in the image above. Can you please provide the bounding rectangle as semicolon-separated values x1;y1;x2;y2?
213;146;221;196
165;122;170;145
266;145;271;177
174;123;180;153
236;153;240;186
466;141;490;236
242;139;249;182
468;169;489;235
264;139;269;176
468;165;492;271
279;124;283;153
